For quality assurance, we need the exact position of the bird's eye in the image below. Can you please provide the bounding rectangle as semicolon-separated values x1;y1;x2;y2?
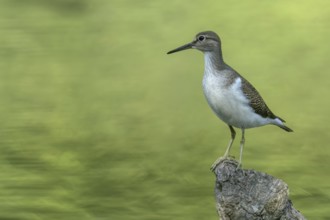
198;35;205;41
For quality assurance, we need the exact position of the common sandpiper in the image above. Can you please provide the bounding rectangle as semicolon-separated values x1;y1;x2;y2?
167;31;293;169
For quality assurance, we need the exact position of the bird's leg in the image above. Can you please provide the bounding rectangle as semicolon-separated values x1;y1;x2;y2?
223;125;236;158
211;125;236;171
237;129;245;168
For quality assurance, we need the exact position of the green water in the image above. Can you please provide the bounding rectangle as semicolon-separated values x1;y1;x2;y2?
0;0;329;219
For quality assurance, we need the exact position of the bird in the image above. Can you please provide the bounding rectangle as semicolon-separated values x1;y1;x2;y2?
167;31;293;169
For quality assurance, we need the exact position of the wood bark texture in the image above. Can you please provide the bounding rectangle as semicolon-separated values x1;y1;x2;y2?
213;158;306;220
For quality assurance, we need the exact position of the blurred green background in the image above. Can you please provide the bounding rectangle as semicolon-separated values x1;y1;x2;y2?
0;0;329;219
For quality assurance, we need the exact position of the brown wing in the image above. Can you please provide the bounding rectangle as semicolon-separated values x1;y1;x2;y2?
240;78;277;120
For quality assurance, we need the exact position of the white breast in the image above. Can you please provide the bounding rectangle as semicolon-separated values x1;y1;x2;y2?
202;54;270;129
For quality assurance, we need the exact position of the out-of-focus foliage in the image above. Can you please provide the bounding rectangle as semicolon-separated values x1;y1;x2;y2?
0;0;329;219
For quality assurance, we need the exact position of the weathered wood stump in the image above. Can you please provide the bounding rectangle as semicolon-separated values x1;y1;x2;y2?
213;158;306;220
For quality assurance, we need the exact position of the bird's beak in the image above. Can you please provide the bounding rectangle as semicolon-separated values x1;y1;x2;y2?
167;41;195;54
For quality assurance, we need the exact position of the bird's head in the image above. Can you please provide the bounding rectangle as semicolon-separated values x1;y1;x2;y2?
167;31;221;54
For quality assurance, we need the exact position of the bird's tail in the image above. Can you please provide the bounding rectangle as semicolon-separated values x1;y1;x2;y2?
273;117;293;132
277;124;293;132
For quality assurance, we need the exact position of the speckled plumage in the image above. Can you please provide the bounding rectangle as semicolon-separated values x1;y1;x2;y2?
241;77;277;120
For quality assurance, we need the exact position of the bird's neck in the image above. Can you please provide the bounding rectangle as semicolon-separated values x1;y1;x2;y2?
204;49;225;74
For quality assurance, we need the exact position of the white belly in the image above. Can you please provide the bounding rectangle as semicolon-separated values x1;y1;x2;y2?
202;72;269;129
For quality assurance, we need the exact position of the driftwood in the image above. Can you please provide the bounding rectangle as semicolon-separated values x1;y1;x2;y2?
212;158;306;220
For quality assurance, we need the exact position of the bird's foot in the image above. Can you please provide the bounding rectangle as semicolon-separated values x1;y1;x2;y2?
210;156;232;171
211;156;241;171
210;157;223;171
236;162;242;170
